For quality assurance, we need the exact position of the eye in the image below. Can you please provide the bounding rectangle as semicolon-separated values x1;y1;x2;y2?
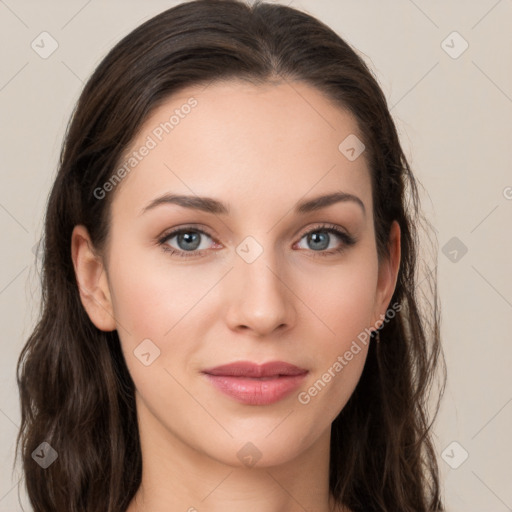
295;224;356;257
158;226;217;258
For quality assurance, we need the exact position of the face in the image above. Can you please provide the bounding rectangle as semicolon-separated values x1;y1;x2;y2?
74;79;399;468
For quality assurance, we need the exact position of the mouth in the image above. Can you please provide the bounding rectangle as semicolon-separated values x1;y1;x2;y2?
202;361;308;405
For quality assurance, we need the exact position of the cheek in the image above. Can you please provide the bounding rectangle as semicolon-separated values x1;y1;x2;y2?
293;257;376;414
108;260;165;339
297;255;378;343
107;248;221;366
107;258;204;396
108;242;196;331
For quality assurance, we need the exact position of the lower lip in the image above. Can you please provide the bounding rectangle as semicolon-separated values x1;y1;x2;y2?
203;373;308;405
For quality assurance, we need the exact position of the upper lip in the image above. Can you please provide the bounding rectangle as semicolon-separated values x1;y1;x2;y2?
202;361;308;378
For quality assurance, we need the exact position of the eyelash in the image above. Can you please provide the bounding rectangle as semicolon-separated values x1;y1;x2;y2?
157;223;357;259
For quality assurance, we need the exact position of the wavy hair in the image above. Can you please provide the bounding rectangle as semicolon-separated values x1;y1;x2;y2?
15;0;446;510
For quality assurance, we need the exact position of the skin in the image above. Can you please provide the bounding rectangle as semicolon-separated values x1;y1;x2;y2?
72;80;400;512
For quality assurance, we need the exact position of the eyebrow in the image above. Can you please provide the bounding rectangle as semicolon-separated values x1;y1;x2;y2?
140;191;366;217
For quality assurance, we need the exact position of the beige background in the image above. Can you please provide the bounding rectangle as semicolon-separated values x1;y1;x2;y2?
1;1;511;510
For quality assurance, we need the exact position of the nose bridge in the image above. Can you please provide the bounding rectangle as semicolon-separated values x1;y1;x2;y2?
238;247;282;299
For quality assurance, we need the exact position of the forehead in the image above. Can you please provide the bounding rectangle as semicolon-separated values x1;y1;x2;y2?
111;79;372;219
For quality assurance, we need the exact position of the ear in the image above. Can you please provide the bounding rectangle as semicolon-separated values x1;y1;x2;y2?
71;225;116;331
371;220;401;327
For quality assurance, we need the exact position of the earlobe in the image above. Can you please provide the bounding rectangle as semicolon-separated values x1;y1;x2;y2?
374;220;401;324
71;225;117;332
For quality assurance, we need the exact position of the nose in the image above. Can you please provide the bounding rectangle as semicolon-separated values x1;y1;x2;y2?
224;251;296;337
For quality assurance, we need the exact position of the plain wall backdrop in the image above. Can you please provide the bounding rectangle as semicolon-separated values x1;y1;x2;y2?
1;1;511;510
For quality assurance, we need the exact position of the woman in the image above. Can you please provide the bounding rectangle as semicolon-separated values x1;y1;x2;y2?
16;0;446;510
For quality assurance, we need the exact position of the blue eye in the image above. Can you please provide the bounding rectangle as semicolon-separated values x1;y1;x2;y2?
296;225;355;255
159;228;215;256
158;224;356;258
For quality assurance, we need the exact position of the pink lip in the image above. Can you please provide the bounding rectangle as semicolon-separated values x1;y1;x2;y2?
202;361;308;405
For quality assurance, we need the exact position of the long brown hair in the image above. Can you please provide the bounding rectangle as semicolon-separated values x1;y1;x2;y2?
16;1;446;510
